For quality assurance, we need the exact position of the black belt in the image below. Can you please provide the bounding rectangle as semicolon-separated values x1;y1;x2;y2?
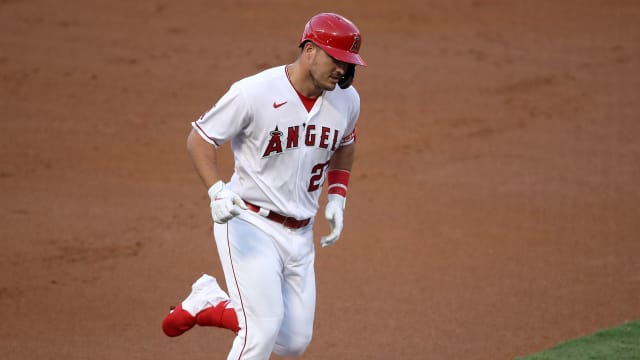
244;201;311;229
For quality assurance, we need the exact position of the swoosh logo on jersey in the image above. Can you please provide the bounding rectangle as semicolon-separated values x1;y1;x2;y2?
273;101;288;108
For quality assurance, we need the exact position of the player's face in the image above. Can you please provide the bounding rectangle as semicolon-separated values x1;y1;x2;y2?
308;45;348;91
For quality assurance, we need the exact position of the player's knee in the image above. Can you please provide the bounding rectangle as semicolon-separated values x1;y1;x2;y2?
273;332;313;357
274;342;311;357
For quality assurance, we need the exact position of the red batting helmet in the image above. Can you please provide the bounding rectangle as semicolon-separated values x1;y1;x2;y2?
300;13;367;66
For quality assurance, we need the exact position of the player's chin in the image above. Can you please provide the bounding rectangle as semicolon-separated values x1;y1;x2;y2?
325;78;339;90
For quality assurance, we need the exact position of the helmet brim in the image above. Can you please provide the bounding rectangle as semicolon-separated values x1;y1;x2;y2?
321;45;367;67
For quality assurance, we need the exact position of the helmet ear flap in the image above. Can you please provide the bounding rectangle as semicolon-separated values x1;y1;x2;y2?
339;63;356;89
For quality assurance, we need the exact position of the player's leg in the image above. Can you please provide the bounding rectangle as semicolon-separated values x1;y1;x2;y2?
215;217;286;360
272;226;316;357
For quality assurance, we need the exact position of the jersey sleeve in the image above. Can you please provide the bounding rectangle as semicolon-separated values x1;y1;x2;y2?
192;82;252;147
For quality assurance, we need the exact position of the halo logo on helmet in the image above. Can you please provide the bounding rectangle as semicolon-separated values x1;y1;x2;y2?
349;34;361;53
299;13;367;67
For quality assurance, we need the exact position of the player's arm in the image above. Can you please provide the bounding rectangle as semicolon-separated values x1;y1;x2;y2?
320;142;356;248
187;128;247;224
186;128;222;188
328;142;355;172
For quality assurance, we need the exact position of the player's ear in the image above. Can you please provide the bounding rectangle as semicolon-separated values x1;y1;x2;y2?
301;41;316;58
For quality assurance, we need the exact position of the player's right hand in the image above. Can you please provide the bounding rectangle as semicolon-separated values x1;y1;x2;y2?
208;181;248;224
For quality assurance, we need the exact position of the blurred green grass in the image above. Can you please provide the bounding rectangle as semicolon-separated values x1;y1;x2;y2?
516;321;640;360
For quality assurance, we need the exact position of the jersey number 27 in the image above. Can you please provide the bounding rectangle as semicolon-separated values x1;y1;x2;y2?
308;161;330;192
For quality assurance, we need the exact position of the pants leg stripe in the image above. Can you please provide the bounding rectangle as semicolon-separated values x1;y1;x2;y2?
226;223;248;360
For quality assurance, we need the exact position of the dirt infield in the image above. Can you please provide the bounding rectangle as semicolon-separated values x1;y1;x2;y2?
1;1;639;359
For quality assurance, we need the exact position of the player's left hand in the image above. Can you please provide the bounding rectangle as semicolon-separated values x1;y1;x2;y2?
320;194;346;248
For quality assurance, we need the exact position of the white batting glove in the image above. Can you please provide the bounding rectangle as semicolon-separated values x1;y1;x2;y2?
320;194;346;248
208;181;248;224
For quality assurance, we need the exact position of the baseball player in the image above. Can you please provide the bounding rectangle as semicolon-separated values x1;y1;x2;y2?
162;13;366;359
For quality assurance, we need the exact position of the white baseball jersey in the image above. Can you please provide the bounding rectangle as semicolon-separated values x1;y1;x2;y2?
192;65;360;219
